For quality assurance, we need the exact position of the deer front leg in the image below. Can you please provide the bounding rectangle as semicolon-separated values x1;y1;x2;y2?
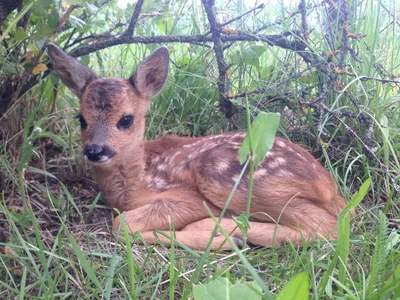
113;198;209;233
112;189;229;247
113;200;242;250
139;231;243;250
112;189;246;250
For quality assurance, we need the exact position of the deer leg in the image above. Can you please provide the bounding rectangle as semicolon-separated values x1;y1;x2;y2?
112;189;224;248
113;194;244;250
181;217;335;247
139;230;243;250
114;210;242;250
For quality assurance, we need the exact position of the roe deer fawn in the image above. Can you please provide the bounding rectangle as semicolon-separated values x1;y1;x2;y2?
48;44;346;250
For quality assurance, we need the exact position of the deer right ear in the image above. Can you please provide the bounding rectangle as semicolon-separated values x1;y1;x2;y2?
129;46;169;98
47;43;97;98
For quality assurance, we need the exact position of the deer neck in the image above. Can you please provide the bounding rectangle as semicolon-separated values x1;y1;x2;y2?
91;145;146;212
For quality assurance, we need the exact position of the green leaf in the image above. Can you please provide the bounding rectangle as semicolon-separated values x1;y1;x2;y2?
32;21;53;41
380;115;389;139
47;8;60;30
231;50;242;65
231;45;266;68
69;15;86;29
238;112;280;167
242;45;265;62
242;45;266;70
15;27;28;41
156;16;173;34
193;277;262;300
340;177;371;218
369;263;400;300
276;272;309;300
3;62;20;74
232;213;250;232
85;3;98;14
245;45;267;57
319;178;371;294
64;0;86;4
66;231;102;290
31;0;55;17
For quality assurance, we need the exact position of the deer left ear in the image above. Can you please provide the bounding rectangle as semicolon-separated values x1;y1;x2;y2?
47;43;98;98
129;46;169;98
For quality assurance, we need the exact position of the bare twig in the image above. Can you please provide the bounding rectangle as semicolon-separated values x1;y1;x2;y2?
254;2;323;34
124;0;144;36
49;5;80;40
66;22;126;49
204;3;265;36
381;3;400;28
357;76;400;85
229;67;312;99
64;27;77;49
337;1;350;68
69;33;307;57
298;0;309;39
202;0;236;118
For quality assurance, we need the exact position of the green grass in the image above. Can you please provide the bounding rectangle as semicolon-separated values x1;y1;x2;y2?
1;0;400;298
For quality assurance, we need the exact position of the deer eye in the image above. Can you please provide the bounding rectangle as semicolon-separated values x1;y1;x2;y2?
78;114;87;130
117;115;134;130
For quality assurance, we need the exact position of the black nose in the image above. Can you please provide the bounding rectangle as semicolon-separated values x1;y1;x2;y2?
84;144;105;162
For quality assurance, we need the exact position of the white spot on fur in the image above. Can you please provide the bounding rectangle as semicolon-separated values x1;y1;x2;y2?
216;160;230;172
165;184;178;189
276;140;286;147
179;161;189;168
207;136;219;140
254;168;267;180
228;142;242;149
157;164;166;171
287;146;295;153
168;151;181;163
275;157;286;165
266;151;275;158
154;178;166;188
277;169;293;178
232;174;240;182
268;157;286;169
146;176;155;187
232;133;245;139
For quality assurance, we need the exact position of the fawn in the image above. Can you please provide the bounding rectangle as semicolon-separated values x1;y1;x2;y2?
48;44;346;250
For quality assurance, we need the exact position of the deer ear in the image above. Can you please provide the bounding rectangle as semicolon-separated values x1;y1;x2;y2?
129;46;169;98
47;43;97;98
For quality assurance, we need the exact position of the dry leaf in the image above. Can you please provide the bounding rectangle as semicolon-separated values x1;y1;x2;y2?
24;51;33;63
13;267;23;278
8;206;24;213
32;63;48;75
4;246;18;257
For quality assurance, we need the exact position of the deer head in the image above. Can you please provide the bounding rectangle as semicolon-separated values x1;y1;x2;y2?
48;44;170;167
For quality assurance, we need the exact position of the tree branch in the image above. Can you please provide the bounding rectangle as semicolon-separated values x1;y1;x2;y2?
124;0;144;36
69;32;307;56
205;3;265;36
202;0;236;118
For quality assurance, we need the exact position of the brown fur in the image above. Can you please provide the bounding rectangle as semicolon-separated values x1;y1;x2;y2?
48;44;347;250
